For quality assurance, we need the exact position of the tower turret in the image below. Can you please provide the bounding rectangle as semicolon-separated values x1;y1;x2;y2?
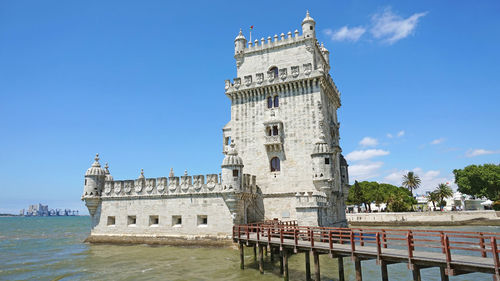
82;153;106;216
221;143;243;191
311;136;334;192
302;11;316;39
234;29;247;56
320;42;330;65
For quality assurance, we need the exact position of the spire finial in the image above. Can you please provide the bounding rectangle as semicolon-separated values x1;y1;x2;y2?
184;169;188;176
105;162;109;169
169;168;174;177
138;168;145;179
95;153;99;161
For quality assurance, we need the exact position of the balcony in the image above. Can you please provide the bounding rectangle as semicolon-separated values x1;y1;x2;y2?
265;135;283;152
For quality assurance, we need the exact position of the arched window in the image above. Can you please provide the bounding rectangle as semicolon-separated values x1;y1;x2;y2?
272;125;279;136
267;96;273;108
273;96;279;107
267;127;272;136
269;66;278;78
270;157;280;172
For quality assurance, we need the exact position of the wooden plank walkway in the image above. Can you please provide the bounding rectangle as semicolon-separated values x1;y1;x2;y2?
233;223;500;281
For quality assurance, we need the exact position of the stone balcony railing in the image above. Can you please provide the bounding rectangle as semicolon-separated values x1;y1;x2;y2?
264;135;283;152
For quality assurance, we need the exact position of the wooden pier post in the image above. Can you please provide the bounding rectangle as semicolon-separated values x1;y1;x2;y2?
305;251;311;281
253;244;257;262
283;249;289;281
313;250;320;281
338;256;345;281
380;260;388;281
439;267;449;281
258;244;264;274
264;246;268;256
354;257;363;281
270;247;275;262
411;265;421;281
279;250;284;276
239;243;245;270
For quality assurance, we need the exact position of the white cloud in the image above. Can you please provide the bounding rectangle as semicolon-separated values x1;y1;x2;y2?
324;26;366;42
383;167;456;194
370;7;428;44
349;162;384;181
346;149;390;161
430;138;445;145
387;133;393;138
359;137;378;147
465;149;500;157
397;130;405;137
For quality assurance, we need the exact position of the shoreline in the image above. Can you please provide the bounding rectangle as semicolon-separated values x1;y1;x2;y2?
84;234;234;247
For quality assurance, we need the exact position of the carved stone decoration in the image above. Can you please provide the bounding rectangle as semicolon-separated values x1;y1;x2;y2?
304;63;312;76
267;70;275;82
134;179;143;193
157;177;167;194
279;68;287;80
114;181;122;194
168;177;179;193
206;174;218;190
225;80;231;90
236;56;244;68
256;73;264;84
104;181;112;195
244;75;252;86
291;66;299;78
305;41;314;53
180;176;191;192
193;175;204;191
234;78;241;89
124;181;132;194
145;178;155;193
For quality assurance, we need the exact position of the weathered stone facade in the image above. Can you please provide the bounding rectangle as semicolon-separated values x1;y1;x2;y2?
82;12;349;243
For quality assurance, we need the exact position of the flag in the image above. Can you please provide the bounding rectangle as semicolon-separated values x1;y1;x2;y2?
250;25;254;30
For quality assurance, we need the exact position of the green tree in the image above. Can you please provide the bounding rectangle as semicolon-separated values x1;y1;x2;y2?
453;164;500;200
428;191;440;210
402;171;421;197
347;181;364;209
433;183;453;209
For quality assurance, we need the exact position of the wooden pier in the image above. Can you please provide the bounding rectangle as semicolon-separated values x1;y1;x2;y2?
233;221;500;281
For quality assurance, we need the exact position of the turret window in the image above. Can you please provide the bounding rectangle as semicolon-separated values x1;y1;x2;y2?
272;126;279;136
270;157;280;172
233;169;239;177
325;158;330;165
267;96;273;108
267;96;279;108
274;96;279;107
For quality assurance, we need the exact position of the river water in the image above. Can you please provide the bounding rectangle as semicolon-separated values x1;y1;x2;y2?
0;216;497;281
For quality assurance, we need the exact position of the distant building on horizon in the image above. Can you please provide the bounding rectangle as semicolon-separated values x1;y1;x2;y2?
21;203;78;217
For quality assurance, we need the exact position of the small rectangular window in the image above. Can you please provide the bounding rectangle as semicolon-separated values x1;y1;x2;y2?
197;215;208;226
149;215;159;226
233;169;239;177
325;158;330;164
107;216;115;226
272;126;279;136
172;215;182;226
127;215;136;226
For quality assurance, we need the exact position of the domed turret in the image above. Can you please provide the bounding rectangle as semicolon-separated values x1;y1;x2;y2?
234;29;247;55
302;11;316;39
82;153;106;216
83;154;106;197
138;168;145;179
221;143;243;191
311;135;334;192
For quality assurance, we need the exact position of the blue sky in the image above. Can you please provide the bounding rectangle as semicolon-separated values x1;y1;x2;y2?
1;1;499;214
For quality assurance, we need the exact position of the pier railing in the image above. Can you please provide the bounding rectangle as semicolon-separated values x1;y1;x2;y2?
233;223;500;280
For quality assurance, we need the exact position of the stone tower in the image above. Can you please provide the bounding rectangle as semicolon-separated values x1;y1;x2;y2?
223;12;349;227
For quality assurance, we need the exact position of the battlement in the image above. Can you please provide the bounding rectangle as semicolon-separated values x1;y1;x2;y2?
225;63;340;98
102;172;258;198
243;30;304;53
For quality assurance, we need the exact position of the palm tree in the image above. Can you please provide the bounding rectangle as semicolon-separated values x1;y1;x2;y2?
402;171;421;197
428;191;440;211
434;183;453;210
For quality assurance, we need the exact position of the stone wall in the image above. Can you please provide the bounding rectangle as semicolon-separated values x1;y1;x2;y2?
347;211;500;226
